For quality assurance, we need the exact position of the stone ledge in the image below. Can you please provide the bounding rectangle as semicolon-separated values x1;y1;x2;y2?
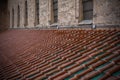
79;20;93;25
9;24;120;30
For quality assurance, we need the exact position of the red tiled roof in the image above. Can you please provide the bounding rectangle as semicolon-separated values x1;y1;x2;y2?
0;29;120;80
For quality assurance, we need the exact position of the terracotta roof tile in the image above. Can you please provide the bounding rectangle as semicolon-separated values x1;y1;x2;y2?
0;29;120;80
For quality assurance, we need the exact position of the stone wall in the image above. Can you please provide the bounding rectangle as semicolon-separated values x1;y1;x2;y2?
39;0;49;27
58;0;78;26
93;0;120;27
8;0;120;28
8;0;35;28
8;0;50;28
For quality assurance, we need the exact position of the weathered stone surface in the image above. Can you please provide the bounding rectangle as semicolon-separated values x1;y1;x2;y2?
39;0;49;27
8;0;120;28
58;0;78;26
9;0;36;28
93;0;120;26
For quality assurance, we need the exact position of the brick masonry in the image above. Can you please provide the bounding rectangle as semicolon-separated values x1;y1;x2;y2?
8;0;120;28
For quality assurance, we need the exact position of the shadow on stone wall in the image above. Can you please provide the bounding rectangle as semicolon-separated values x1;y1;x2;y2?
0;0;9;32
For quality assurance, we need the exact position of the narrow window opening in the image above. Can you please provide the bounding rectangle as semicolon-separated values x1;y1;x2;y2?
17;5;20;27
24;1;28;26
53;0;58;23
82;0;93;20
35;0;39;25
12;9;14;28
